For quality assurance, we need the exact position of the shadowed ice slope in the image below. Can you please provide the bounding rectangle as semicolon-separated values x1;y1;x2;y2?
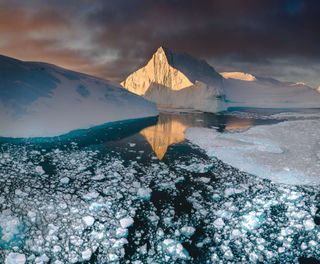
222;72;320;108
0;55;158;138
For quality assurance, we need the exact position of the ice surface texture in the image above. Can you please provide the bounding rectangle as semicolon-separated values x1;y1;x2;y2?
0;140;319;263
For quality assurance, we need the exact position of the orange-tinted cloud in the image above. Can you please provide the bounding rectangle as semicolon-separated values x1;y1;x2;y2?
0;0;320;87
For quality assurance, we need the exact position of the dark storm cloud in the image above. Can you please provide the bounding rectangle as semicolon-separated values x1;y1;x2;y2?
0;0;319;86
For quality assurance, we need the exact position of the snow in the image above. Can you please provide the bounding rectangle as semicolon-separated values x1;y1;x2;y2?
223;73;320;109
5;253;26;264
186;118;320;185
0;55;158;138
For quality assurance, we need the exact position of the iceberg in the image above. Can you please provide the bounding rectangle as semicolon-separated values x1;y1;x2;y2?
0;54;158;138
121;47;225;113
221;72;320;109
122;48;320;112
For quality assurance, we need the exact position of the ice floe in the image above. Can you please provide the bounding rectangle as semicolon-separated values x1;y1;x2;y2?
186;118;320;185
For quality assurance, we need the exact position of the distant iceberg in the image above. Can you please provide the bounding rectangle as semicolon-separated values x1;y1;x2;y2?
121;47;320;113
121;47;226;113
222;72;320;109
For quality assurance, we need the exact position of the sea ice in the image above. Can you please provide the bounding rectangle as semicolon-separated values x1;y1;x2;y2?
186;118;320;185
180;226;196;237
82;216;95;227
5;253;26;264
162;239;189;259
120;217;134;229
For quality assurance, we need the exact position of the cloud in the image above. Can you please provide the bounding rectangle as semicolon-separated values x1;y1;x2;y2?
0;0;319;86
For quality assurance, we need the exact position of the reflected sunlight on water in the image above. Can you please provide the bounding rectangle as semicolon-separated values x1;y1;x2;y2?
140;112;254;160
224;117;253;132
140;115;189;160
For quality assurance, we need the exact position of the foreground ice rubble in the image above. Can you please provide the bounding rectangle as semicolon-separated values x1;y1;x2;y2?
0;132;319;263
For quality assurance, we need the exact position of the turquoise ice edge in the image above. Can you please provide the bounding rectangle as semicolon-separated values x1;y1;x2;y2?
0;116;158;146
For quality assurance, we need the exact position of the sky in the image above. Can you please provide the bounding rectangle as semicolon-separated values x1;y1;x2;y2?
0;0;319;87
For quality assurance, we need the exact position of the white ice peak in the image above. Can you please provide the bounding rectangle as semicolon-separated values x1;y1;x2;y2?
221;72;257;81
121;46;225;113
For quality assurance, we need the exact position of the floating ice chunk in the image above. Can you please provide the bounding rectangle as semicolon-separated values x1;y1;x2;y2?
108;253;119;261
241;212;264;231
60;177;70;184
224;188;244;197
213;218;225;229
27;211;36;223
249;252;259;262
35;254;49;263
81;248;92;260
0;213;21;242
52;245;62;253
180;226;196;237
5;253;26;264
83;191;99;200
137;188;152;200
301;242;308;250
91;230;104;240
309;240;317;247
221;245;233;260
35;166;45;175
303;218;315;231
198;177;210;183
231;229;242;237
162;239;189;259
116;227;128;238
120;217;134;229
82;216;95;227
91;174;105;180
15;190;27;197
112;238;128;249
89;202;105;212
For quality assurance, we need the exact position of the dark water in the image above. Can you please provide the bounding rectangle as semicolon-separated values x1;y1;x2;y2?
0;110;319;263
